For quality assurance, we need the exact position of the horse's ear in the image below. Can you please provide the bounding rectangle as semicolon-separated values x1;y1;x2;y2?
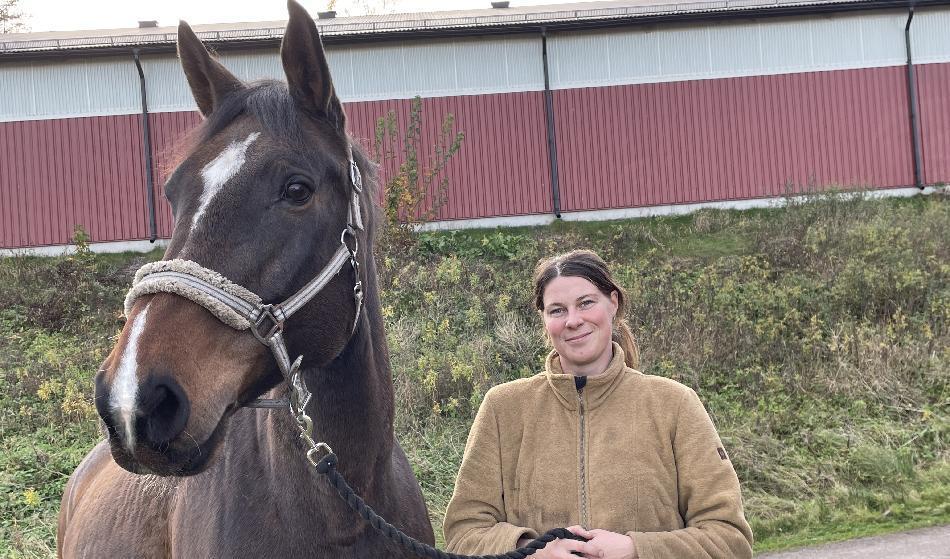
177;21;245;117
281;0;346;133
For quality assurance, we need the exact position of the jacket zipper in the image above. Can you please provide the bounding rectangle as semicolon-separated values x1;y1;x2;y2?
577;386;589;528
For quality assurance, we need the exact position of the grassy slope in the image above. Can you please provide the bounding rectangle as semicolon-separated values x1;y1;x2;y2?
1;193;947;557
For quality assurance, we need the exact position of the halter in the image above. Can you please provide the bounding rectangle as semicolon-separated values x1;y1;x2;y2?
124;147;366;410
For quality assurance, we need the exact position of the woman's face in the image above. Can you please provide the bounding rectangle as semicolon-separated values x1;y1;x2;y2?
541;275;618;376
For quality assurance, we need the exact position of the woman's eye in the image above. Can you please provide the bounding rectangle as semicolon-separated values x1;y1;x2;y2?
549;308;564;316
283;182;313;204
580;299;594;308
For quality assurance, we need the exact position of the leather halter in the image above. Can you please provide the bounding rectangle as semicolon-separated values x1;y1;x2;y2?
124;147;366;409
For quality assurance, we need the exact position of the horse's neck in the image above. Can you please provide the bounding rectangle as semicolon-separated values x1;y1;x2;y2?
300;295;395;485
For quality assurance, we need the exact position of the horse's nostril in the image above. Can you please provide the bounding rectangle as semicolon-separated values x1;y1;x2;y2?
136;377;190;448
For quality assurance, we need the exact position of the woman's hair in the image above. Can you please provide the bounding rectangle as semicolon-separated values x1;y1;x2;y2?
532;249;640;369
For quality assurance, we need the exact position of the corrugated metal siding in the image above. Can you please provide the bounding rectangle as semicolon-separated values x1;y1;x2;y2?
345;92;552;220
0;114;149;248
552;66;915;212
914;7;950;65
0;90;549;248
917;62;950;184
0;56;139;122
548;11;914;90
148;111;203;238
1;34;544;121
5;60;950;249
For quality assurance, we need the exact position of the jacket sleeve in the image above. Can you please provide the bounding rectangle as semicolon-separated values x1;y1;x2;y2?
443;391;538;554
628;388;754;559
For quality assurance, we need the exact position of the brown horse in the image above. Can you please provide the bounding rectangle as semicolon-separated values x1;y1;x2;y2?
56;2;433;556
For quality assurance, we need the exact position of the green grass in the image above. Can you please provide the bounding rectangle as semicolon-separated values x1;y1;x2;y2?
2;192;948;557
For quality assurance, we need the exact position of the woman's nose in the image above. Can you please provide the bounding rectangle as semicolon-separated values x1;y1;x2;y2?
565;309;583;328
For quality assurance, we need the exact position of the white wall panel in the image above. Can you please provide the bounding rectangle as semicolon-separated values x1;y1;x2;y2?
708;23;762;74
221;51;283;82
338;35;543;101
349;44;408;99
548;9;941;90
551;33;610;86
760;19;812;70
0;63;35;119
657;26;709;78
501;38;544;90
0;35;541;121
913;8;950;64
861;13;906;64
325;49;356;98
402;42;458;96
85;59;139;114
140;56;197;113
811;16;864;68
32;61;93;116
456;40;508;90
607;30;660;81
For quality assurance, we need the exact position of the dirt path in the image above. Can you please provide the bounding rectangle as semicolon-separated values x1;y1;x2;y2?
756;524;950;558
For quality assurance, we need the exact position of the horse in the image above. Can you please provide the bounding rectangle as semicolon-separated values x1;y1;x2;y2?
56;1;434;556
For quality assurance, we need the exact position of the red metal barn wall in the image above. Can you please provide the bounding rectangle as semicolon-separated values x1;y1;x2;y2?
346;92;552;221
2;8;950;250
552;67;916;212
918;62;950;184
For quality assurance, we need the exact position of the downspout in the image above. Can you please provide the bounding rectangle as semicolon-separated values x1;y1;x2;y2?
904;6;925;190
541;26;562;218
133;48;158;242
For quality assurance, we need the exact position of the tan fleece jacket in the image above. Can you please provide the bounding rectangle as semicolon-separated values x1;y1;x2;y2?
443;344;753;558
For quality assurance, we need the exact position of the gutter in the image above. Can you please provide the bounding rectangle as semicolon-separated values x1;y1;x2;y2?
132;48;158;242
541;26;561;219
904;6;925;190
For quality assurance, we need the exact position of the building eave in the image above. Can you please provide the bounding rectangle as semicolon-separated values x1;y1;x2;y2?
1;0;945;61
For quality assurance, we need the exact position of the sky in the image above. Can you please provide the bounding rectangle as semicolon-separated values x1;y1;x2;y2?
18;0;597;33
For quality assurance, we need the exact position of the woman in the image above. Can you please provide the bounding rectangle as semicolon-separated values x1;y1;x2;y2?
443;250;753;559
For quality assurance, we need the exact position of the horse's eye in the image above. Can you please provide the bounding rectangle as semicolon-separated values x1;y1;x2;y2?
282;182;313;204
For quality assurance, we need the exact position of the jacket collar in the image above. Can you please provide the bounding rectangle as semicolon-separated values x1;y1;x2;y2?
544;342;631;411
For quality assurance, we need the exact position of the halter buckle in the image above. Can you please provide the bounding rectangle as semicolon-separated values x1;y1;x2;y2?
349;159;363;194
252;304;285;344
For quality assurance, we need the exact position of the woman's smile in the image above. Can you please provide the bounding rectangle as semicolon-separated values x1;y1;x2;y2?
565;331;592;343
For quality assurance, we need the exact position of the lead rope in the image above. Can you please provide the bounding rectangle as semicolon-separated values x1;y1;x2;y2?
287;369;587;559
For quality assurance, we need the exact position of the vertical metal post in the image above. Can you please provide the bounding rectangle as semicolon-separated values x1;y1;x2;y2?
133;49;158;242
541;27;562;218
904;7;925;190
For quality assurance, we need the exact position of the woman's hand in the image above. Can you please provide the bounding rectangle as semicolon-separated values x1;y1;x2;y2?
566;527;638;559
516;534;604;558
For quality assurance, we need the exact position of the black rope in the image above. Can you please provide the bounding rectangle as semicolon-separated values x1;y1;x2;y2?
315;453;587;559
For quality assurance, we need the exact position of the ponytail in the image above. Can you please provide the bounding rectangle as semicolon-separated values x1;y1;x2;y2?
613;318;640;369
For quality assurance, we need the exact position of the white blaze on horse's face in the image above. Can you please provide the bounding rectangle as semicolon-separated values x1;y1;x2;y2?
109;303;150;453
191;132;261;233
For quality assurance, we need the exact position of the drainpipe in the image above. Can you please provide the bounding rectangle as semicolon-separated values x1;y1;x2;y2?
904;6;925;190
133;48;158;242
541;26;562;218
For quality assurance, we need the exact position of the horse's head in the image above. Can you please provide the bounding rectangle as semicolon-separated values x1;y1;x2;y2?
94;0;371;476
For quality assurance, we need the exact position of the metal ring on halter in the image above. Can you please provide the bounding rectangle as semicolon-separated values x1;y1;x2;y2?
306;442;334;467
340;227;358;256
251;303;285;344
